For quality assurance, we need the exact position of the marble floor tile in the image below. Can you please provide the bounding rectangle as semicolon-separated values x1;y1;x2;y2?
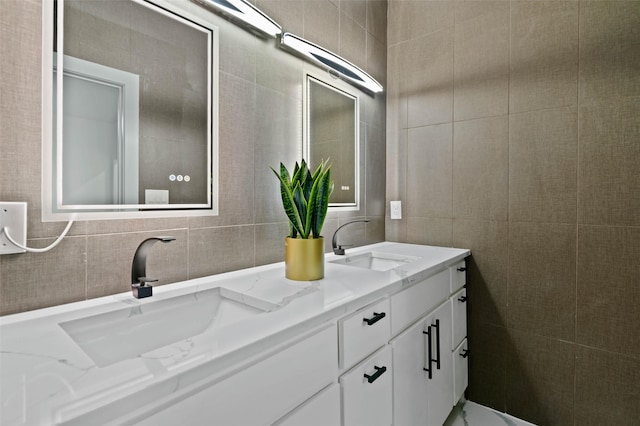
445;400;536;426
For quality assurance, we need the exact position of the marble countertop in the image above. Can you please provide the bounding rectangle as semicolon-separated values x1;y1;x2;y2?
0;242;469;425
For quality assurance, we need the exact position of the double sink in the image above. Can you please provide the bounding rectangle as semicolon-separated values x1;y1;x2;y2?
60;250;421;368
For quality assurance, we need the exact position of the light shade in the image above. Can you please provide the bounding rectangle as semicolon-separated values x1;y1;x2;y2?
280;32;383;94
191;0;282;37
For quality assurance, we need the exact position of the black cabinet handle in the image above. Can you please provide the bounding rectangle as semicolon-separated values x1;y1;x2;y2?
433;319;441;370
460;349;470;358
458;295;467;303
364;365;387;383
363;312;386;326
457;267;466;272
422;327;432;379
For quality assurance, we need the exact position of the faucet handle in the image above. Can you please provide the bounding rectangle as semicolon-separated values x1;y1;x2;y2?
132;277;157;299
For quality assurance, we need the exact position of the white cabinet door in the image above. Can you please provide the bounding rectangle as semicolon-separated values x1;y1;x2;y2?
390;317;429;426
391;301;454;426
341;345;393;426
274;383;340;426
426;301;454;426
451;288;467;349
453;339;469;405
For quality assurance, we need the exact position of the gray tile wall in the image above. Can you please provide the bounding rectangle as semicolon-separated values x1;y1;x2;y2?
0;0;387;315
387;1;640;424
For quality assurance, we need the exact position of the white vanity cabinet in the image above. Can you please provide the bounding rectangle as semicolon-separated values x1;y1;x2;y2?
273;383;341;426
390;261;468;426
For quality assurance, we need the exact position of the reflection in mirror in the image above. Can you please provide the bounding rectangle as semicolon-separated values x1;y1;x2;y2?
43;0;219;220
305;75;359;208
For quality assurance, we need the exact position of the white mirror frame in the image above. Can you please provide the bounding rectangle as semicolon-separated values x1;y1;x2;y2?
303;70;361;211
42;0;220;221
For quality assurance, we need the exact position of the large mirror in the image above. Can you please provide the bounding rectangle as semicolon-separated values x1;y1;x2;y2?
305;74;359;208
43;0;219;220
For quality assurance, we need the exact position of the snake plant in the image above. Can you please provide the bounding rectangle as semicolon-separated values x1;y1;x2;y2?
271;159;334;239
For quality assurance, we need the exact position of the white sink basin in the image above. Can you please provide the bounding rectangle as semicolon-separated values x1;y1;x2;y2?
59;287;277;367
330;251;421;272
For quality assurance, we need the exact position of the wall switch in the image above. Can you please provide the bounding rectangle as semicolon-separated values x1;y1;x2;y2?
390;201;402;220
0;202;27;254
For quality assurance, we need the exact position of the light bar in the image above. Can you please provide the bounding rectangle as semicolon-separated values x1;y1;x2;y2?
280;32;383;94
191;0;282;37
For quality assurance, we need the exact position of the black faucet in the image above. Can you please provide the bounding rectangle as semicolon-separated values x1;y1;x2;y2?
332;219;370;255
131;236;176;299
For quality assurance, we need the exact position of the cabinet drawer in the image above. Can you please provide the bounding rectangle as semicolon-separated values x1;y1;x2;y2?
451;288;467;349
453;339;469;405
134;324;337;426
340;345;393;426
391;269;449;336
274;383;340;426
450;260;467;293
339;298;390;370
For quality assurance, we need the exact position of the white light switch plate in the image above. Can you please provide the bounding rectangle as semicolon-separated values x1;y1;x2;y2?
0;202;27;254
390;201;402;220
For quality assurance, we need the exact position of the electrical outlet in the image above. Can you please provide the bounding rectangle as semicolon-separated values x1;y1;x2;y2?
390;201;402;220
0;202;27;254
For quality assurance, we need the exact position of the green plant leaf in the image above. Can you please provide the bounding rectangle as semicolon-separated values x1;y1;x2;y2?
293;182;309;238
271;166;304;237
311;166;332;237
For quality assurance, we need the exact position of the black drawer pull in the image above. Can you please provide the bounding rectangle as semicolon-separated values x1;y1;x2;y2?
423;327;432;379
458;295;467;303
433;319;441;369
363;312;386;326
364;365;387;383
457;267;466;272
460;349;470;358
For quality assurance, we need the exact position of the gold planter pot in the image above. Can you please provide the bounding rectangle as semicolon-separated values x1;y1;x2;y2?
285;237;324;281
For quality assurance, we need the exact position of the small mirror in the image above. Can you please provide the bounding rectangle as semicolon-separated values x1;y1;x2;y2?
305;75;359;208
43;0;219;220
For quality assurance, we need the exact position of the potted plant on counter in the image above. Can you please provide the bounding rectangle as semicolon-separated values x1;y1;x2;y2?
271;159;333;281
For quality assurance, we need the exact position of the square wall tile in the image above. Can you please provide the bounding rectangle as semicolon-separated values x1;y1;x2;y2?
365;123;386;217
505;330;575;425
508;222;576;341
453;219;509;327
406;123;453;218
509;1;579;113
453;116;508;221
188;226;255;279
466;322;507;412
578;97;640;227
577;225;640;359
256;0;304;35
0;236;87;315
339;11;367;71
406;29;454;128
387;0;453;46
366;0;387;45
509;107;578;223
575;346;640;426
453;1;509;121
385;127;407;206
340;0;366;28
385;216;406;242
579;2;640;101
254;222;289;266
405;217;452;247
303;0;340;54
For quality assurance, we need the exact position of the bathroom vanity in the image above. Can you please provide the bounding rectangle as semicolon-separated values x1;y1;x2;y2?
0;242;469;425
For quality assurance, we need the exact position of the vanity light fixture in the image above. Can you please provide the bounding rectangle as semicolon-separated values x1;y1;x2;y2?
280;33;384;94
191;0;282;37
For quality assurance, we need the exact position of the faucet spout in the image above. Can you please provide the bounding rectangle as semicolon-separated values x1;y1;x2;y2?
131;236;175;298
332;219;370;255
